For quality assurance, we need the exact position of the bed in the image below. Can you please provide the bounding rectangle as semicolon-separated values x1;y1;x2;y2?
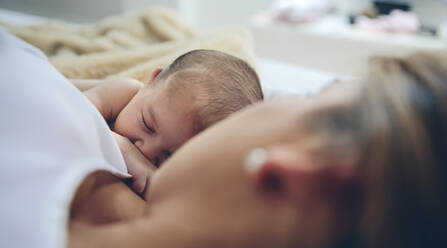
0;8;340;99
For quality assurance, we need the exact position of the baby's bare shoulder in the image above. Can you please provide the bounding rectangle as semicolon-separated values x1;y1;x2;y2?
84;77;144;120
94;77;144;95
105;77;144;89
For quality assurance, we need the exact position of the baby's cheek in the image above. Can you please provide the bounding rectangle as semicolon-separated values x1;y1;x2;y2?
113;114;130;135
111;115;121;131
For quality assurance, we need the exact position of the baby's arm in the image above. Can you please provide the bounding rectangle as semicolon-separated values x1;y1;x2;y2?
70;78;104;91
71;77;143;122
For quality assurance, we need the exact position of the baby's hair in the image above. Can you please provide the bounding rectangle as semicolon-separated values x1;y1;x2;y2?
155;49;263;131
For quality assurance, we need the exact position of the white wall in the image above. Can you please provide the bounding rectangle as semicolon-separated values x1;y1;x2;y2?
413;0;447;27
0;0;270;27
183;0;271;31
1;0;446;28
0;0;121;22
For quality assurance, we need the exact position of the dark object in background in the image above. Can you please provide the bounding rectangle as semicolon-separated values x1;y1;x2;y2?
373;0;412;15
348;14;356;25
420;25;438;36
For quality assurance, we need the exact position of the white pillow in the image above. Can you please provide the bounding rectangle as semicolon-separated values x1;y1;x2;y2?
259;58;344;99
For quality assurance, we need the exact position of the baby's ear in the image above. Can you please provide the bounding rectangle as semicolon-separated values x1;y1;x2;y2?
148;68;163;84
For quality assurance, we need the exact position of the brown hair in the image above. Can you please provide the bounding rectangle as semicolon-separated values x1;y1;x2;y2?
155;49;263;131
303;52;447;248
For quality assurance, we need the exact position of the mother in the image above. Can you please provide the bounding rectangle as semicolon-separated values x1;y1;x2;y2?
1;27;446;248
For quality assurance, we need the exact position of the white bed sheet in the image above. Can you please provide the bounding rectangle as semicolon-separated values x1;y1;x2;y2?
0;8;340;99
258;57;339;99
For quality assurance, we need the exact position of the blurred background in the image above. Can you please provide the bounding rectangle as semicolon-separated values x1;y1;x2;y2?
1;0;446;76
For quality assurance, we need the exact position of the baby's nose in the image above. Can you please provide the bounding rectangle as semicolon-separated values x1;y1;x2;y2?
133;140;160;167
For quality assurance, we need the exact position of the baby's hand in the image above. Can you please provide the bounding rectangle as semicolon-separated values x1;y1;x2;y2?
112;132;156;197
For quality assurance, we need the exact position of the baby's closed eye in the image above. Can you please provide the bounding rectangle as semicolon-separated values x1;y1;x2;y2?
141;110;156;135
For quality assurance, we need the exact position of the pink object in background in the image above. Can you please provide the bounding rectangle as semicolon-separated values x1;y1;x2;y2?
253;0;333;25
355;10;421;34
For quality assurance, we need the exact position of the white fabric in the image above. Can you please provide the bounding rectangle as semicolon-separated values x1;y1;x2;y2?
259;58;340;99
0;28;129;248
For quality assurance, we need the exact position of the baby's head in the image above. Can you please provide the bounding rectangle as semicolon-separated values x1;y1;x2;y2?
114;49;263;166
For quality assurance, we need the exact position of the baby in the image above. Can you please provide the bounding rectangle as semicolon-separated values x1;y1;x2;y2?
72;49;263;195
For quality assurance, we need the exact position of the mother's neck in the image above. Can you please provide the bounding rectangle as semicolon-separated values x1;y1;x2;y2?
68;169;336;248
68;172;300;248
69;186;298;248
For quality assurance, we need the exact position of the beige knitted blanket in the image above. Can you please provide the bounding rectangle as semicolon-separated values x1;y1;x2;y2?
2;7;257;83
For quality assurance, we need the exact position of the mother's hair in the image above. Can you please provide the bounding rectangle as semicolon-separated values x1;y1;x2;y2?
304;52;447;248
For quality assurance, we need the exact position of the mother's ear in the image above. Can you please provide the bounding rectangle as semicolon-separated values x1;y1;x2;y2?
244;145;358;202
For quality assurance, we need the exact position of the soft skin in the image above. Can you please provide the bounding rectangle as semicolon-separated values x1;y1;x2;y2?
69;80;359;248
113;73;197;167
72;69;198;195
